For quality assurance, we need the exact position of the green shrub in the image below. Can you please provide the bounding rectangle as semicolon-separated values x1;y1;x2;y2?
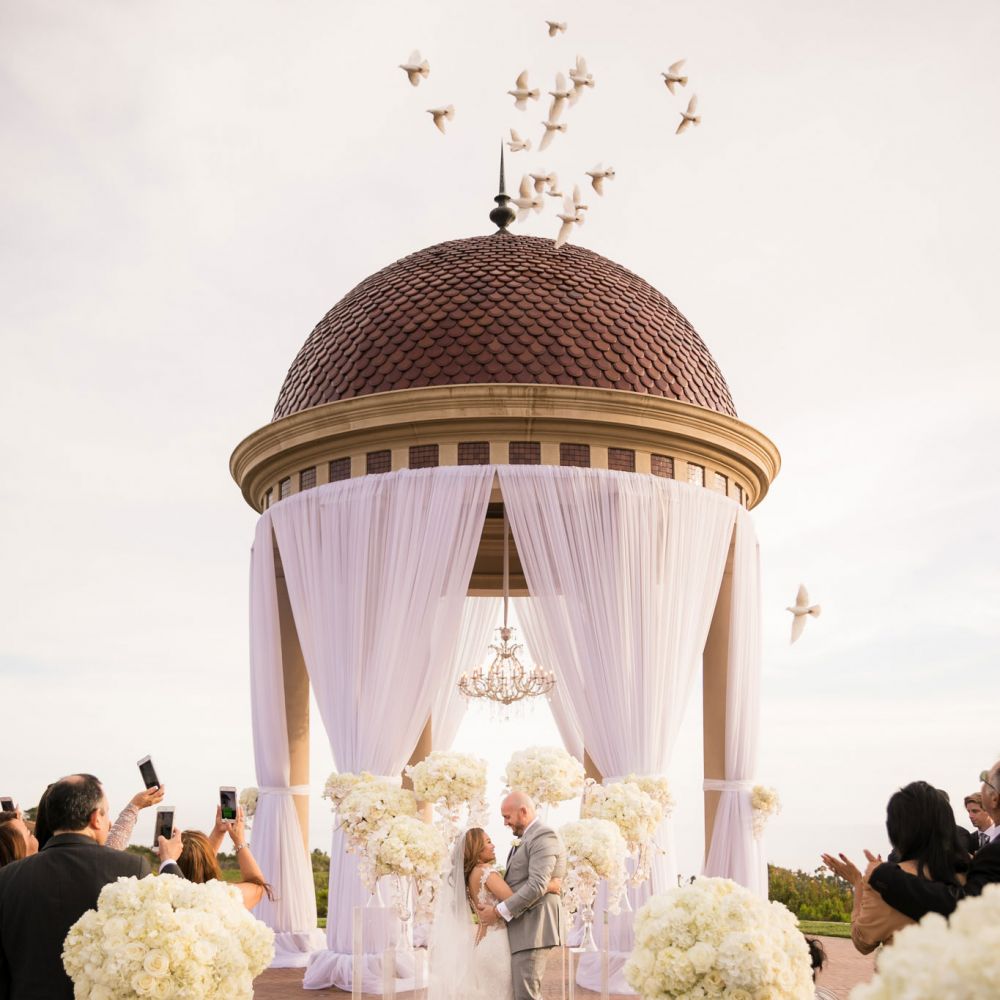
768;864;851;922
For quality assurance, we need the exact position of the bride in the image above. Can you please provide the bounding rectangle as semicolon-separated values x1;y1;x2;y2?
428;827;561;1000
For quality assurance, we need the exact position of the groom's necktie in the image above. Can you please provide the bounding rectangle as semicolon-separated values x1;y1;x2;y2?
506;842;519;867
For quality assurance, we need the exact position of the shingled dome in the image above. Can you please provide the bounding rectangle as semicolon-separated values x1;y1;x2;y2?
272;231;737;421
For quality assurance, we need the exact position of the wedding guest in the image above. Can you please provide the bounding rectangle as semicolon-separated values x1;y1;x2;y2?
0;773;152;999
0;809;37;859
805;938;837;1000
105;784;167;850
869;763;1000;920
0;826;25;868
964;792;994;852
822;780;964;954
176;806;271;909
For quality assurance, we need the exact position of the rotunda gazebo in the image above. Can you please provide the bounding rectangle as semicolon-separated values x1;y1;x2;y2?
231;223;780;989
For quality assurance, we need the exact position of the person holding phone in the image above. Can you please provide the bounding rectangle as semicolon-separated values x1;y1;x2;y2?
176;805;271;910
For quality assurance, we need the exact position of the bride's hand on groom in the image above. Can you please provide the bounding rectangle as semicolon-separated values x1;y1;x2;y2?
476;903;499;926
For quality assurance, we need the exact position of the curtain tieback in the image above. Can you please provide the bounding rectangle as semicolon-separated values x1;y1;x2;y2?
258;785;311;795
702;779;753;793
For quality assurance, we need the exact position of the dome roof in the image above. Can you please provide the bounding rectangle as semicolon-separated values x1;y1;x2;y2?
272;232;737;421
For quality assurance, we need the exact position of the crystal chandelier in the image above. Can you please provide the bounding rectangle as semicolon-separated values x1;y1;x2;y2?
458;512;556;706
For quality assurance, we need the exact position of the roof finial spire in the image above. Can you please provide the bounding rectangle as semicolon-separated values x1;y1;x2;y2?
490;141;516;231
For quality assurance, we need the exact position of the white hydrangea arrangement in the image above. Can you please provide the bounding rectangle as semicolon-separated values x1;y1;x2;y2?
850;884;1000;1000
751;784;781;839
624;877;812;1000
560;819;628;921
504;746;585;806
239;788;258;823
581;780;663;850
322;772;417;851
62;874;274;1000
404;751;489;837
359;814;450;922
624;774;674;818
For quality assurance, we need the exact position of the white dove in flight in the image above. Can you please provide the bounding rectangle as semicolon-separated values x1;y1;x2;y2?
507;128;532;153
676;94;700;134
508;70;541;111
512;175;544;222
546;20;568;36
569;55;595;104
427;105;455;134
399;50;430;87
661;60;688;95
572;184;589;218
585;163;615;195
787;584;822;644
539;119;567;151
529;170;555;194
543;172;563;198
547;72;573;121
554;193;584;249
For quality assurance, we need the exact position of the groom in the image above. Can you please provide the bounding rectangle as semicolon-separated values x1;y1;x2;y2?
477;791;566;1000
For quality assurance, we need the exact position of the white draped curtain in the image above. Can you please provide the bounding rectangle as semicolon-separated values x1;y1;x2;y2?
498;466;739;993
702;509;767;895
247;519;326;966
268;466;494;991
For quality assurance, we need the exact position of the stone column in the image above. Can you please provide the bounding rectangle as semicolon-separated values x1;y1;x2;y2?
702;532;736;856
275;545;311;854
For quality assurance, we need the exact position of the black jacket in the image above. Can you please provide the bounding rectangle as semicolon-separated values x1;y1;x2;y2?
868;836;1000;921
0;833;150;999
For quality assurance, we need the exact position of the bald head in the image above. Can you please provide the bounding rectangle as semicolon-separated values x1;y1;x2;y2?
982;761;1000;824
501;791;536;836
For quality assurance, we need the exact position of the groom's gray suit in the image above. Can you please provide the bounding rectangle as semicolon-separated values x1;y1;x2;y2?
501;820;567;1000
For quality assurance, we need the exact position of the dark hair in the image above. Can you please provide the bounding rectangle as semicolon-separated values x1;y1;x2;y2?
885;780;961;884
0;824;26;867
0;811;18;825
33;786;53;850
44;775;104;834
805;937;826;981
463;828;489;888
179;830;273;901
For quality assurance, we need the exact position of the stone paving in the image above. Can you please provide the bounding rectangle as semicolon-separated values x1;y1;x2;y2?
253;937;876;999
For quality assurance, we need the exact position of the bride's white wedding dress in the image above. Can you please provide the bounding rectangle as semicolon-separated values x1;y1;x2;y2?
470;868;514;1000
428;835;515;1000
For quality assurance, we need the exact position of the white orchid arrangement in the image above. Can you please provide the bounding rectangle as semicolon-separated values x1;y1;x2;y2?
751;784;781;839
238;788;258;824
624;877;813;1000
504;746;585;806
560;818;628;919
62;875;274;1000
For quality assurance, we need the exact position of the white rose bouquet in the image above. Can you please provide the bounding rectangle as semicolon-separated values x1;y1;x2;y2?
624;877;812;1000
322;771;366;810
405;751;489;836
581;778;664;885
359;815;450;922
560;819;628;923
624;774;674;818
850;883;1000;1000
239;788;258;824
751;784;781;839
336;778;417;851
62;874;274;1000
504;746;585;806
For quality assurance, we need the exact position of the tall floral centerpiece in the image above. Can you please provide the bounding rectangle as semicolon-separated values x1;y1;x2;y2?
624;878;813;1000
850;884;1000;1000
239;787;258;828
504;746;585;810
404;751;489;843
560;819;628;951
581;776;670;886
63;875;274;1000
751;784;781;839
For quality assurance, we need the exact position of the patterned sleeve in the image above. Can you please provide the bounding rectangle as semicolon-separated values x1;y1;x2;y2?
106;804;140;851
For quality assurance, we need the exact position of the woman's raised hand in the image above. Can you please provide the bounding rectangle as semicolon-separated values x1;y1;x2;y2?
130;786;165;810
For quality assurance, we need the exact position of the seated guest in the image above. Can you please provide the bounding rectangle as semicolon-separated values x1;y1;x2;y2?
0;809;37;859
964;791;994;852
822;780;964;954
176;806;270;909
869;763;1000;919
0;774;152;999
0;826;26;868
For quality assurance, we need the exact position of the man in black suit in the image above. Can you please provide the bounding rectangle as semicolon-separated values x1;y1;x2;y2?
0;773;178;999
963;792;994;853
869;761;1000;921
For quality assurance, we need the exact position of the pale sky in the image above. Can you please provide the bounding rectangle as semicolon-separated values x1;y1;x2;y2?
2;0;998;878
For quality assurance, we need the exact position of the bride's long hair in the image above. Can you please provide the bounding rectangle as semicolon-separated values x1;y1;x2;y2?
463;827;488;888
